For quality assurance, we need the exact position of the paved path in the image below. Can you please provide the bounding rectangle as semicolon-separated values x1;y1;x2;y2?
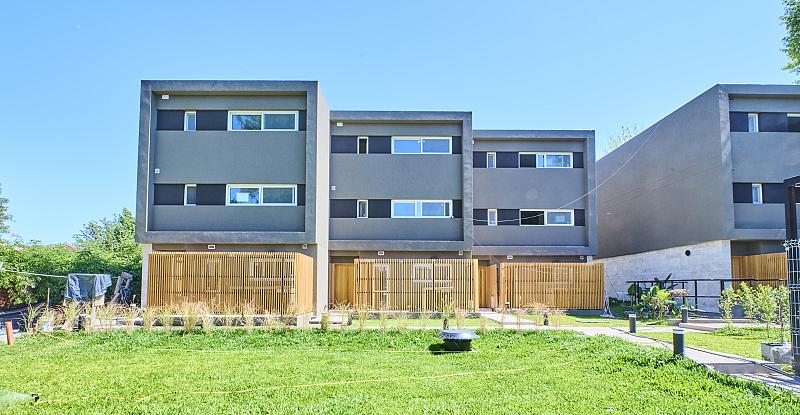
481;312;800;395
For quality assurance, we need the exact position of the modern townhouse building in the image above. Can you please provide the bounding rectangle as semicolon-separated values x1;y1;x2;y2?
135;80;330;313
136;80;601;315
471;130;597;263
598;84;800;310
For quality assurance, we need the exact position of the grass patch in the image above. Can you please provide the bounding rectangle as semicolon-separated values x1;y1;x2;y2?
1;330;798;414
642;327;789;360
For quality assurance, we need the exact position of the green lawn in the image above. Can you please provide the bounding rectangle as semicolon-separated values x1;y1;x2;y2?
1;330;799;414
642;327;789;360
358;318;494;329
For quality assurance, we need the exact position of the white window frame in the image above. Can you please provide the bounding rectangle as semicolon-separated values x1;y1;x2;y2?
752;183;763;205
519;152;573;168
184;184;196;206
227;111;300;132
519;209;574;226
357;199;369;218
358;136;369;154
391;200;453;218
747;113;759;132
184;111;196;131
487;208;497;226
391;136;452;154
225;184;297;206
486;152;496;168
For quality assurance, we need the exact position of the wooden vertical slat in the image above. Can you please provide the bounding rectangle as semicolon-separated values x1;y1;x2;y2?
147;252;314;314
498;262;604;310
731;253;788;288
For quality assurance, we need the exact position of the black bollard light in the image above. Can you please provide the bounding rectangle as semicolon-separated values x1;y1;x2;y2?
628;313;637;334
680;306;688;324
673;328;685;356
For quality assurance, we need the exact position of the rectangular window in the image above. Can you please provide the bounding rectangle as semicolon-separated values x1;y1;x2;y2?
546;210;574;225
357;200;369;218
520;210;545;226
391;200;452;218
261;185;296;205
358;137;369;154
748;113;759;132
519;153;537;168
752;183;763;204
391;137;451;154
487;209;497;226
538;153;572;168
228;111;299;131
520;209;574;226
486;152;496;168
184;184;197;206
226;185;297;206
789;114;800;132
184;111;196;131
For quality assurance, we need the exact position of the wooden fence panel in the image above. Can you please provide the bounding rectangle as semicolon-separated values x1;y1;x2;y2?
352;259;478;311
147;252;314;314
500;262;604;310
479;265;498;309
731;252;787;288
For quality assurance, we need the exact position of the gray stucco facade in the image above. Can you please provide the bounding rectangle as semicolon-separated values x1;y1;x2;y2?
597;84;800;259
135;80;599;310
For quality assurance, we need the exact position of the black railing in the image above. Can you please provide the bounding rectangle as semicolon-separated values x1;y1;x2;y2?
624;277;785;310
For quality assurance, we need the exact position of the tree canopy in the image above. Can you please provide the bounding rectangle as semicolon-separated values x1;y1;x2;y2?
782;0;800;77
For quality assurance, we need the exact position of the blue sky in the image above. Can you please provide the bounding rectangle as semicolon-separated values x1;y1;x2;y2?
0;1;795;243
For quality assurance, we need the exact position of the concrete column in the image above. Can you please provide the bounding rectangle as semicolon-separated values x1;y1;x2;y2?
140;244;152;307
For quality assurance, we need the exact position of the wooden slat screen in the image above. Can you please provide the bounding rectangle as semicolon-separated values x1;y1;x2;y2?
147;252;314;314
479;265;498;309
329;263;356;306
352;259;478;311
731;252;787;288
500;262;604;310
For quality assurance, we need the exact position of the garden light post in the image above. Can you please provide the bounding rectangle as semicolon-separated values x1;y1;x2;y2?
783;175;800;374
628;313;637;334
680;306;688;324
672;328;685;356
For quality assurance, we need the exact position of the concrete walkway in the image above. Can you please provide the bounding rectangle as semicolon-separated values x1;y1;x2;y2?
481;312;800;395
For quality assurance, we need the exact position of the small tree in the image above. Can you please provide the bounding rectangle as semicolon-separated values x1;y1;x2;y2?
755;285;778;340
719;287;737;326
776;285;791;343
782;0;800;79
738;283;757;322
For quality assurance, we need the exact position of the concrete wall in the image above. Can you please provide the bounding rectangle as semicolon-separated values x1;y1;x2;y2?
597;86;729;258
330;155;462;199
150;206;304;232
599;240;732;311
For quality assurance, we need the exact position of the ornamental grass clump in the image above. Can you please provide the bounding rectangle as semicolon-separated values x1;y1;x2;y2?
140;306;156;332
454;308;467;330
241;303;256;332
120;306;140;332
37;307;56;333
95;303;119;330
82;304;97;335
222;305;236;329
357;306;369;331
22;305;40;334
395;310;409;332
157;306;173;331
180;302;202;333
61;302;80;333
200;305;215;334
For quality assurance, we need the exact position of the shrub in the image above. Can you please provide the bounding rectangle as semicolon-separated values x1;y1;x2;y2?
719;287;737;325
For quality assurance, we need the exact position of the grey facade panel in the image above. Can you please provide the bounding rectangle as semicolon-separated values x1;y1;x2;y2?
156;110;184;131
329;154;462;199
153;131;306;184
331;199;357;218
330;218;463;241
729;112;749;132
730;132;800;183
473;152;487;168
474;226;587;247
366;136;391;153
473;209;487;225
496;152;519;168
597;85;728;258
155;94;307;111
329;121;462;137
758;112;788;132
195;110;228;131
368;199;391;218
150;205;305;232
732;183;752;203
733;204;799;231
331;136;357;153
196;184;225;205
498;209;519;226
153;184;184;205
474;169;586;209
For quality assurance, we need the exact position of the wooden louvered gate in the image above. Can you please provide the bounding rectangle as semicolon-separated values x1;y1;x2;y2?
500;262;604;310
349;259;479;311
147;252;314;314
